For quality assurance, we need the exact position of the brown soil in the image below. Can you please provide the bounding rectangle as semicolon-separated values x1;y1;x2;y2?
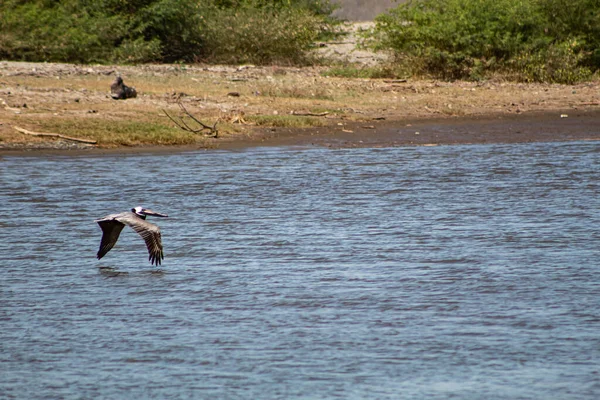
223;109;600;149
1;58;599;154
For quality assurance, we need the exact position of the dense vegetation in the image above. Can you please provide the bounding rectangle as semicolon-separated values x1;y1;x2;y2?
365;0;600;83
1;0;599;84
0;0;337;65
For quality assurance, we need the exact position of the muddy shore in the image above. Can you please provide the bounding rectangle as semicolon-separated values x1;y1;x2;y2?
221;109;600;149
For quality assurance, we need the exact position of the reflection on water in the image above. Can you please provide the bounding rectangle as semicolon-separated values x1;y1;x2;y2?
1;142;599;399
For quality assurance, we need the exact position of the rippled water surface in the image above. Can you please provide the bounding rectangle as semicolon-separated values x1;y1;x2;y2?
2;142;600;399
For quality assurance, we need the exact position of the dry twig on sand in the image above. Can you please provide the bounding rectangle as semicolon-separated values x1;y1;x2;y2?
290;111;329;117
163;102;218;138
13;126;97;144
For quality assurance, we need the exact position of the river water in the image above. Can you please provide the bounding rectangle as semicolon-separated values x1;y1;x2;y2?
1;141;599;399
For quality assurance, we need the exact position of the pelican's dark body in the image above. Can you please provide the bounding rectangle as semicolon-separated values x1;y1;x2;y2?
95;207;168;266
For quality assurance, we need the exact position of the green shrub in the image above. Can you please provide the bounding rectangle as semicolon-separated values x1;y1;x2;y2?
365;0;599;82
510;39;593;84
0;0;337;65
198;4;322;65
0;0;124;63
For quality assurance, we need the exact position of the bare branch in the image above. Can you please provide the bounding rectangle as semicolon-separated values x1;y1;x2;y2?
163;101;218;137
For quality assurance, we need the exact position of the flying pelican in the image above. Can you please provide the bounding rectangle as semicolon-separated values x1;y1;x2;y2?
95;206;168;265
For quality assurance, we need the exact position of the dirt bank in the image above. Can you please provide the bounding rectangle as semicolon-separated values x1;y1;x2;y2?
1;60;599;153
218;109;600;149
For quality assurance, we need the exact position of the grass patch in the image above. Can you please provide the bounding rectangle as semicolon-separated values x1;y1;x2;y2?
247;114;327;128
29;117;202;146
322;65;407;79
256;82;334;100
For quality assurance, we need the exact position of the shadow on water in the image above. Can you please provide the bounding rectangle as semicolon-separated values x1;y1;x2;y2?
97;266;166;278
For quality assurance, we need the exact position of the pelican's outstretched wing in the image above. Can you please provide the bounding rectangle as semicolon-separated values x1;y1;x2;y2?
117;213;164;266
96;216;126;260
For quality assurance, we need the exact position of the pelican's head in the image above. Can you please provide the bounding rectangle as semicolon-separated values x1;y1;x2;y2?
132;206;168;219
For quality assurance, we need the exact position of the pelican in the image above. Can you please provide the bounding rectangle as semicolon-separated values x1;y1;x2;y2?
95;206;168;265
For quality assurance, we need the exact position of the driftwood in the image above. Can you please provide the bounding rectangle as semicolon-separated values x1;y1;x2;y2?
14;126;97;144
163;102;218;137
290;111;329;117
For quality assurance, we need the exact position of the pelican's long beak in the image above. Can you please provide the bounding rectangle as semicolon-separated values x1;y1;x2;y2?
141;208;168;217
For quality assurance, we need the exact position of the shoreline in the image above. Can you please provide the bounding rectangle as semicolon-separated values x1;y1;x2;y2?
2;109;599;157
1;60;600;156
220;109;600;149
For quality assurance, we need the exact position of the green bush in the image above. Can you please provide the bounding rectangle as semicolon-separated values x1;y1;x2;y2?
509;39;593;84
365;0;599;82
198;4;323;65
0;0;124;63
0;0;337;65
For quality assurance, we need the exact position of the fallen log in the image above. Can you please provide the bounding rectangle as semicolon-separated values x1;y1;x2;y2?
290;111;329;117
13;126;97;144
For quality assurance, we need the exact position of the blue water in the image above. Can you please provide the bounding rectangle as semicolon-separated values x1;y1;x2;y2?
1;142;599;399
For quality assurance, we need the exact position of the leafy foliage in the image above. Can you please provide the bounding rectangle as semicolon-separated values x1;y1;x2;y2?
365;0;599;82
0;0;337;64
196;3;325;65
